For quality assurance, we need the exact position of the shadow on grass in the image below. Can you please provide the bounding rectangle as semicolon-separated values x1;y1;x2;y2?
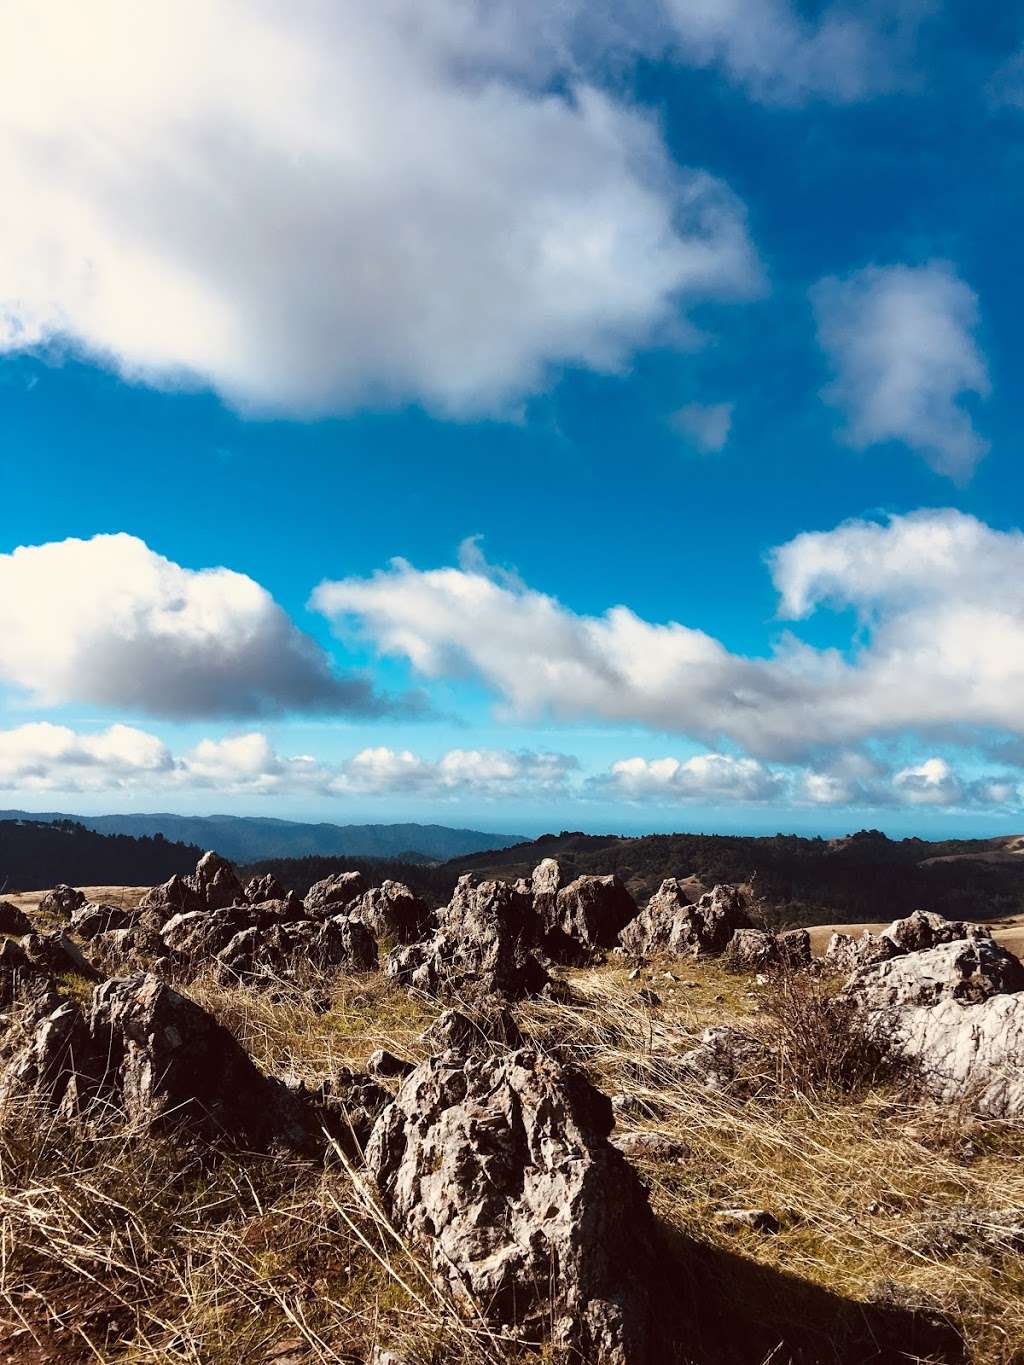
657;1223;966;1364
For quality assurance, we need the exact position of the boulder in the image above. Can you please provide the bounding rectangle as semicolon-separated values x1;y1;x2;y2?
825;912;976;973
244;873;287;904
0;901;31;936
160;908;249;963
304;871;366;917
723;926;811;973
38;884;86;916
0;936;55;1010
0;972;313;1147
420;1006;524;1054
70;902;135;939
367;1048;415;1079
544;874;637;962
351;881;430;944
138;873;204;924
844;937;1024;1117
186;851;247;911
619;881;750;959
530;857;562;922
22;931;99;981
213;914;377;984
366;1049;658;1361
315;1066;392;1152
386;875;546;1001
842;934;1024;1012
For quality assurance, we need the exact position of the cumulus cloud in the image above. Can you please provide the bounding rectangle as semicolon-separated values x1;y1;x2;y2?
812;262;990;479
670;401;733;452
0;534;399;720
0;724;579;802
597;752;784;803
314;509;1024;761
0;722;172;791
892;756;964;806
0;0;763;419
660;0;926;105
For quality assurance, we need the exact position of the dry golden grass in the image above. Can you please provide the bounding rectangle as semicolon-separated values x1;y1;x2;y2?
2;941;1024;1361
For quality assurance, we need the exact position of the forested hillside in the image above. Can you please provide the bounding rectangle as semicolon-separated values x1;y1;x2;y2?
0;819;200;892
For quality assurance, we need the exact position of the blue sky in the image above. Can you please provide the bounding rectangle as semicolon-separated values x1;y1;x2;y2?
2;0;1024;837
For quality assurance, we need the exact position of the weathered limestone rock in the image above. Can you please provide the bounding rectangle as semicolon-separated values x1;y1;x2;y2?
0;973;315;1148
213;914;377;984
825;911;977;973
315;1065;392;1151
619;882;751;960
0;902;31;936
842;934;1024;1012
367;1048;415;1079
244;873;287;904
70;902;135;939
366;1049;658;1361
351;881;430;944
723;926;810;973
545;874;637;962
186;851;247;911
844;936;1024;1116
137;873;204;924
530;857;562;922
304;871;366;917
161;908;249;963
386;875;546;1001
420;1005;525;1054
38;884;86;916
22;931;98;981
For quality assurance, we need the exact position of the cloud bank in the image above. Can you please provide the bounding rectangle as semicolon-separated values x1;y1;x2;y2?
0;534;398;720
314;510;1024;761
1;723;1016;814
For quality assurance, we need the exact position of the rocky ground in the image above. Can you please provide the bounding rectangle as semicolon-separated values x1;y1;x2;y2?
1;858;1024;1362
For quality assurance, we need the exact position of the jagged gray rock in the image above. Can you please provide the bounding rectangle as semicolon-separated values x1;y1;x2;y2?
38;884;87;916
842;933;1023;1012
386;875;547;1001
619;882;751;960
544;873;637;962
137;873;204;925
186;851;247;911
351;881;430;944
366;1049;658;1361
367;1048;414;1079
244;873;287;904
70;902;135;939
723;926;811;973
825;911;976;973
304;871;366;917
844;935;1024;1116
420;1005;524;1054
161;908;249;963
214;914;377;983
22;931;98;981
0;901;32;936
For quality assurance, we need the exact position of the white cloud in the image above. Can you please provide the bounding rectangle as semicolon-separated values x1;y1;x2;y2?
892;756;964;806
314;509;1024;761
0;722;172;791
671;401;733;452
0;534;397;720
331;746;578;799
0;0;762;419
812;262;990;479
660;0;925;105
598;752;784;803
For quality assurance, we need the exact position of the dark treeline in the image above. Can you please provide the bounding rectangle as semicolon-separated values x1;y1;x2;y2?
440;829;1024;926
0;819;201;892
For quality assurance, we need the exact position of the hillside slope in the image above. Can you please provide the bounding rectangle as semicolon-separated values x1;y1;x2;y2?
0;809;524;862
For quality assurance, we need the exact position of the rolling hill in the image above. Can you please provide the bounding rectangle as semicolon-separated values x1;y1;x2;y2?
0;810;525;863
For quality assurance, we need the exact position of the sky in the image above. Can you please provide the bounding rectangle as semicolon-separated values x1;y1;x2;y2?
2;0;1024;840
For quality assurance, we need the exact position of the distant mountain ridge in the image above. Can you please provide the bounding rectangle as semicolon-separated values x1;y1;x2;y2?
0;810;525;863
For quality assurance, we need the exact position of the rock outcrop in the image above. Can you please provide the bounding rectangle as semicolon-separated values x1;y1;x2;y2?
543;873;637;962
38;884;86;916
825;911;976;973
619;882;751;960
244;873;287;904
351;881;430;944
842;932;1024;1116
723;926;811;973
0;901;32;936
366;1048;658;1361
70;902;135;939
304;872;366;917
386;875;548;1001
677;1026;775;1096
